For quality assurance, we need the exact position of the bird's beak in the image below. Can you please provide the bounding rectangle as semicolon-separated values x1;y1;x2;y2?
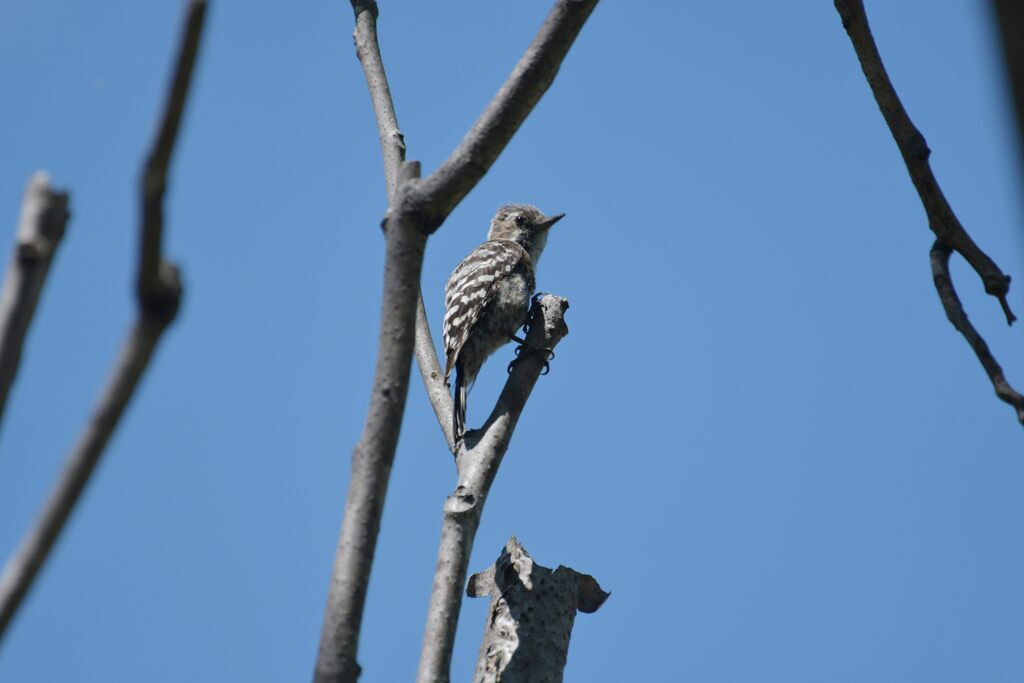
537;213;565;231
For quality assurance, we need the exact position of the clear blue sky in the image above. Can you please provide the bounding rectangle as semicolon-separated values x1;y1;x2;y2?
2;1;1023;680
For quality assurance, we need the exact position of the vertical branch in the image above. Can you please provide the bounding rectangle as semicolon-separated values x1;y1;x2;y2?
417;296;570;683
316;161;427;683
352;0;405;200
0;0;208;642
349;0;455;454
0;173;70;432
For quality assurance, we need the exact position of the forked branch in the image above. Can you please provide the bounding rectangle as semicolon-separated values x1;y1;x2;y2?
0;0;208;642
315;2;596;680
835;0;1023;424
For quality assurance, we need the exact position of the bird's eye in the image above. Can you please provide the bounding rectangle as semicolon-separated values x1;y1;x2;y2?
513;214;527;227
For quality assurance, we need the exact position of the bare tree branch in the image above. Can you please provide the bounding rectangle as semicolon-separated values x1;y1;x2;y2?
835;0;1023;424
931;242;1024;422
467;537;609;683
416;290;456;453
418;0;599;227
348;0;455;453
352;0;405;199
316;160;427;683
316;0;596;678
417;295;570;683
0;0;208;643
836;0;1015;321
0;173;69;433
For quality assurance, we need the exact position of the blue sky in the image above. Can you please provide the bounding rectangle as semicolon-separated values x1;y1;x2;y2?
2;1;1023;681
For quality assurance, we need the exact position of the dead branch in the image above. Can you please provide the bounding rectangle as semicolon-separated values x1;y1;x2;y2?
835;0;1023;425
0;173;69;432
417;295;571;683
0;0;208;642
467;537;609;683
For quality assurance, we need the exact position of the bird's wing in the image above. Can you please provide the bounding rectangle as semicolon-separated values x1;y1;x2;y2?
443;240;527;380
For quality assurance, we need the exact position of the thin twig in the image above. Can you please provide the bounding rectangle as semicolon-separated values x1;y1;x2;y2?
0;0;208;643
315;0;596;679
352;0;405;201
0;173;69;433
417;295;570;683
835;0;1022;424
415;290;455;453
931;242;1024;423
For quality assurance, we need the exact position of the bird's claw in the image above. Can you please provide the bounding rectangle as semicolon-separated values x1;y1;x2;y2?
507;343;555;375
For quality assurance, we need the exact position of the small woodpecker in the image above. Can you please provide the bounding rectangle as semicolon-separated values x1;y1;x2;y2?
443;204;565;439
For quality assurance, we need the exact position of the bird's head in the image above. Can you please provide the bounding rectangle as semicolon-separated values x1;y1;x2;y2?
487;204;564;261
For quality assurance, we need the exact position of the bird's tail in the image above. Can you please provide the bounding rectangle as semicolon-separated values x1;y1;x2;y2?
453;365;467;440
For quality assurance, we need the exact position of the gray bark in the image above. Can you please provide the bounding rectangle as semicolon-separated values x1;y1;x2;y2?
417;295;571;683
467;538;608;683
315;0;598;679
0;173;69;433
0;0;208;643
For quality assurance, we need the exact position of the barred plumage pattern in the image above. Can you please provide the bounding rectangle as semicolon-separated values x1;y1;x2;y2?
443;204;563;438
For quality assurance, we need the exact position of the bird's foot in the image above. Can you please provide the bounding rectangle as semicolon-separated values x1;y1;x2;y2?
507;341;555;375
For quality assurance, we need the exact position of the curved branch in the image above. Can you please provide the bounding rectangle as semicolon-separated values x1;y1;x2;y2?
351;0;405;200
0;173;69;432
835;0;1015;322
931;242;1024;423
835;0;1022;425
0;0;207;643
417;295;570;683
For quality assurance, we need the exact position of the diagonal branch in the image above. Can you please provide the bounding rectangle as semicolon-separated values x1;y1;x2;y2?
415;290;455;453
418;0;599;228
0;0;208;643
835;0;1022;424
316;2;596;680
931;242;1024;422
0;173;70;434
417;295;570;683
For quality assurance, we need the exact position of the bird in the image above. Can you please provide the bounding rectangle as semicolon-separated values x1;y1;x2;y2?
443;204;564;440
